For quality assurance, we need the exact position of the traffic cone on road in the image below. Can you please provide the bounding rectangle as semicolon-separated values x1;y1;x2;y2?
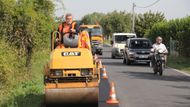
94;54;98;61
99;60;103;69
106;82;119;104
102;66;108;79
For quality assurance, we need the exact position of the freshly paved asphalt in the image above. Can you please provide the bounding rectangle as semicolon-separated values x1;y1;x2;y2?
99;44;190;107
46;44;190;107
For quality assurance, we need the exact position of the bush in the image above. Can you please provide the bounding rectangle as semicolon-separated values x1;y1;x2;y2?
0;39;19;106
146;16;190;57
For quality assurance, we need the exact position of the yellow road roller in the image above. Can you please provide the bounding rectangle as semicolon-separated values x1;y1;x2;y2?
44;31;101;106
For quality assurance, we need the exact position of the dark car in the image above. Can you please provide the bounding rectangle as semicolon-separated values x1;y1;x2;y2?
123;38;152;65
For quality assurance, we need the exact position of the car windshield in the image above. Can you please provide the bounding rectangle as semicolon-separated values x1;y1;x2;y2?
80;27;89;32
115;35;128;43
129;40;151;49
91;27;102;36
80;27;102;36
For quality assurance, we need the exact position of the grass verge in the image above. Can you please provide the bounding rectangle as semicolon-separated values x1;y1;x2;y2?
0;49;49;107
168;56;190;74
103;39;110;44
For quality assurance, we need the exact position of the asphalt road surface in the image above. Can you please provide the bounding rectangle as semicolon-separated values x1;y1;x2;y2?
46;44;190;107
99;44;190;107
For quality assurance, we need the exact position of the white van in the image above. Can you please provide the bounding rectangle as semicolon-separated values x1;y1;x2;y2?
111;33;136;59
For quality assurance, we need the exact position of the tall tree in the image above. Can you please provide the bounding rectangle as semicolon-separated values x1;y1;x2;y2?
101;11;132;39
81;12;105;24
81;11;132;39
0;0;55;68
135;11;165;37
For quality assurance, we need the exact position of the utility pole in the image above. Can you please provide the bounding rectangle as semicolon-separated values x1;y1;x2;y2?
131;0;160;33
132;3;136;33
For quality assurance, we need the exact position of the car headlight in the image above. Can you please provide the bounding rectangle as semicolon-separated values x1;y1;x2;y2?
81;69;92;76
98;44;103;48
113;44;118;48
51;70;63;76
161;56;165;60
158;49;164;53
129;51;135;55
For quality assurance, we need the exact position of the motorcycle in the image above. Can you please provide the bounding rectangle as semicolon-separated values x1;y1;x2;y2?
152;49;166;76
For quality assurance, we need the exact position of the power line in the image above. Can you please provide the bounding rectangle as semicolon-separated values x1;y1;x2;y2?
135;0;160;8
131;0;160;33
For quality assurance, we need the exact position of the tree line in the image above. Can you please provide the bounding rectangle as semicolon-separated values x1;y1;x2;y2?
81;11;165;39
81;11;190;57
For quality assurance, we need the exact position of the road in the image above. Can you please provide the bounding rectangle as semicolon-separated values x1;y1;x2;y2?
46;44;190;107
99;44;190;107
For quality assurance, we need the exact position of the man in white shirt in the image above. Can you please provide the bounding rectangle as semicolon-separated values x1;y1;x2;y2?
150;36;168;67
151;36;168;53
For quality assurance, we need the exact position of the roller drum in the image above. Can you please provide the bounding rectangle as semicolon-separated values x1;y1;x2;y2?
45;87;98;106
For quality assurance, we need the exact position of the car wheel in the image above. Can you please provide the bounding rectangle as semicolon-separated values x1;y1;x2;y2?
147;62;150;66
159;63;164;76
154;71;157;75
126;56;131;65
123;57;126;64
159;70;163;76
153;65;157;75
111;54;115;59
99;51;103;55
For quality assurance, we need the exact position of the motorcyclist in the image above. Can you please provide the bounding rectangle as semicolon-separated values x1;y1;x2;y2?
150;36;168;67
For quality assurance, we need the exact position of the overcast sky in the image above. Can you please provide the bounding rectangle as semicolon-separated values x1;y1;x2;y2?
54;0;190;20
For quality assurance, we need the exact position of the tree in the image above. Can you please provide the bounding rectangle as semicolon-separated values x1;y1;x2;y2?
0;0;55;68
146;21;170;45
0;0;15;39
81;11;132;39
81;12;105;24
135;11;165;37
101;11;132;39
147;16;190;57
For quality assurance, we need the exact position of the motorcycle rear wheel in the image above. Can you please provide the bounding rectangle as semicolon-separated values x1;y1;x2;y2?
159;62;164;76
153;65;157;75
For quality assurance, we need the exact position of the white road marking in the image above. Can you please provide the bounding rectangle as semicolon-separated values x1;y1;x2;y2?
168;67;190;77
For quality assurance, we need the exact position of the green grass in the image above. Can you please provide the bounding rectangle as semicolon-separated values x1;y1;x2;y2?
168;56;190;74
103;39;111;44
0;49;50;107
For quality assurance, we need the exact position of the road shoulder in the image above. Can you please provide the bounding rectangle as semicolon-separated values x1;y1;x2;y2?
168;67;190;77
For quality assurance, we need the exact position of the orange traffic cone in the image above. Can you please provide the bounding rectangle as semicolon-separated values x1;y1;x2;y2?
106;82;119;104
102;66;108;79
99;60;103;69
94;54;98;61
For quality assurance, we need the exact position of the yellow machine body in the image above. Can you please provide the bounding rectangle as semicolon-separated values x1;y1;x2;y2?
50;48;93;69
44;32;100;106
